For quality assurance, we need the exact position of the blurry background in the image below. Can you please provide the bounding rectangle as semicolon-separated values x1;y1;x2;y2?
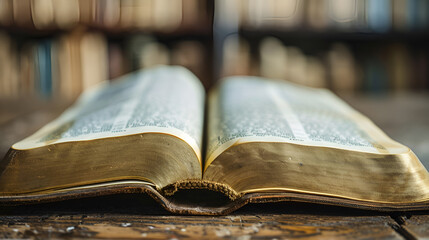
0;0;428;166
0;0;428;101
0;0;213;101
215;0;428;92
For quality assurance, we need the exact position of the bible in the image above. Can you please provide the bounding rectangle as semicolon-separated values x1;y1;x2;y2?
1;66;428;215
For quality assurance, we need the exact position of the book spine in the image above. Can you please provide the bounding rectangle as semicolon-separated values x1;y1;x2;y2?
366;0;392;32
36;40;52;98
161;180;241;201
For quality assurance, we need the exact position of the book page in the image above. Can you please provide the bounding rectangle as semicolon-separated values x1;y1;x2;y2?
205;76;409;169
13;66;205;162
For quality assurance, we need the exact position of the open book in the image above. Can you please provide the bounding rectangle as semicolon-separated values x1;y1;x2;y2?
1;66;428;215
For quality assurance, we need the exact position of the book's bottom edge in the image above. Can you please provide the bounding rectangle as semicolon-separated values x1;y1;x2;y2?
160;179;241;200
0;183;428;215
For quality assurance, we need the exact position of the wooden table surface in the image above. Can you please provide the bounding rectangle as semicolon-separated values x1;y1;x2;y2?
0;93;428;239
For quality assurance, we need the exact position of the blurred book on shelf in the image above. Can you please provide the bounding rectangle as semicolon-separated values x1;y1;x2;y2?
0;31;19;98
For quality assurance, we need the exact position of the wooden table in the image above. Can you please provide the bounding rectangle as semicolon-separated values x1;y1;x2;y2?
0;93;428;239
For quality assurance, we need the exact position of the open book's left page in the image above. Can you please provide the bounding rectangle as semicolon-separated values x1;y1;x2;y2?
0;66;205;195
13;66;205;161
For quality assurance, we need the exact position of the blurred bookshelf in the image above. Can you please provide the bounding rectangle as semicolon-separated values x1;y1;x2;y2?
216;0;429;93
0;0;428;102
0;0;213;102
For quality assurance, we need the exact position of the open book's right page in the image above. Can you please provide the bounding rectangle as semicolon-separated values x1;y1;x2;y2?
204;76;429;204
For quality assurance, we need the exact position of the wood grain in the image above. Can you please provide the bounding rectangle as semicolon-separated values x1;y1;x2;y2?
0;194;404;239
400;214;429;239
0;215;404;239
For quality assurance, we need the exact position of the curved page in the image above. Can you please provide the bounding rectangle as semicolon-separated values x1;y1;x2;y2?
13;66;205;162
206;76;410;169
